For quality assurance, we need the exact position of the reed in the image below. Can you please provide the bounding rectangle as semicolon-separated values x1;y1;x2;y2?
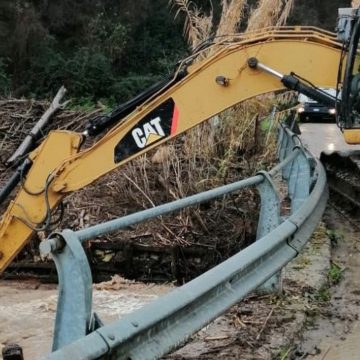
216;0;246;37
247;0;294;31
171;0;213;50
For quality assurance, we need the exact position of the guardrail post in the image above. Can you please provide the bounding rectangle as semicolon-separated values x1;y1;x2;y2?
266;106;277;143
40;229;99;351
256;171;282;293
283;111;299;134
288;146;311;213
282;131;296;181
277;125;287;160
308;156;317;186
278;113;297;161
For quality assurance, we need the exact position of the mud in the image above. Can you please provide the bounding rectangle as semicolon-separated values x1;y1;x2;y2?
167;221;331;360
294;207;360;360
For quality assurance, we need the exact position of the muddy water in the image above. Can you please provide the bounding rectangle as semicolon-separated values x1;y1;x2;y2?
0;280;172;359
296;208;360;360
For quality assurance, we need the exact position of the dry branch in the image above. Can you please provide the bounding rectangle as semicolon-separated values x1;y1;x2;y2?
255;303;277;340
6;86;69;165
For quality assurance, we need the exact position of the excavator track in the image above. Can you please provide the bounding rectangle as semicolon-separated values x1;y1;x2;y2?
320;151;360;227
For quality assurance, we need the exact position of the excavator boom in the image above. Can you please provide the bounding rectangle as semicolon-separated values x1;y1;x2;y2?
0;27;348;273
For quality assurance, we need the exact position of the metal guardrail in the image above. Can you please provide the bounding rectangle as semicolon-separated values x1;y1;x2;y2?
38;119;328;360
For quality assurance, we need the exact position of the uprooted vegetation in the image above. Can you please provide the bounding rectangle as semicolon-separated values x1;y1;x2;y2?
0;93;294;282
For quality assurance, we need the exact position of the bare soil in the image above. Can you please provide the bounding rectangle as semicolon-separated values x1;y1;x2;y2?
166;204;360;360
166;220;331;360
293;206;360;360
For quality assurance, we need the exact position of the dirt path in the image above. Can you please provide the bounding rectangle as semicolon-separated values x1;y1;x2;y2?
167;222;332;360
294;206;360;360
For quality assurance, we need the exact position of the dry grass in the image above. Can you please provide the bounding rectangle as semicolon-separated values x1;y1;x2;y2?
216;0;246;37
171;0;213;51
108;94;282;248
0;95;294;280
247;0;294;31
2;2;296;241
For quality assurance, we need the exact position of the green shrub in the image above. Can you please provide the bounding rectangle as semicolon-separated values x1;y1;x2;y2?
63;48;113;98
328;263;342;284
111;74;162;103
28;46;114;99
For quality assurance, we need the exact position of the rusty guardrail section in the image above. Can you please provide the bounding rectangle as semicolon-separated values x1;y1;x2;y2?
39;117;328;360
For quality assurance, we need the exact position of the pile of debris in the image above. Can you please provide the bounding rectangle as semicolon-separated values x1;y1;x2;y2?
0;90;266;283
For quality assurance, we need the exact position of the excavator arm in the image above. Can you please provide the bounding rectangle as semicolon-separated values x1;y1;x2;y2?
0;27;348;273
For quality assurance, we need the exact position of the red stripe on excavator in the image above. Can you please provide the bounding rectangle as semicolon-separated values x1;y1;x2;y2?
171;106;179;135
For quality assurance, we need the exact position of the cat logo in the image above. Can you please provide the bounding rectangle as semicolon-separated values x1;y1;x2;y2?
114;98;176;163
132;117;165;148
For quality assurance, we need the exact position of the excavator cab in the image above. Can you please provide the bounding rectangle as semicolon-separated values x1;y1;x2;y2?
337;7;360;143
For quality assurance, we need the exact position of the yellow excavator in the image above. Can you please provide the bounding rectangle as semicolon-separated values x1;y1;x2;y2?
0;8;360;274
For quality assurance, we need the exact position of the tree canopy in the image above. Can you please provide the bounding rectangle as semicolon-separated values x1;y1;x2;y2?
0;0;351;104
